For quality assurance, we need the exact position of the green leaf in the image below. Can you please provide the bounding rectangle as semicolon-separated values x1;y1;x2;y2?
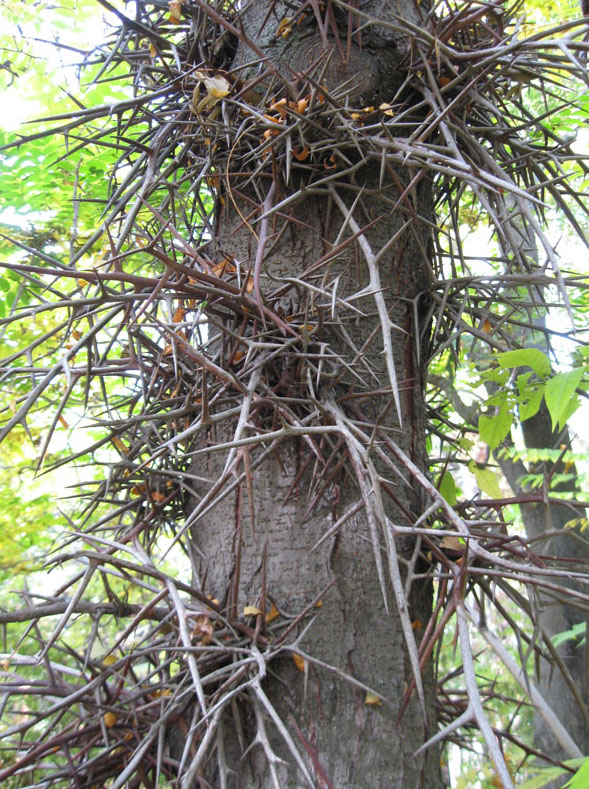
564;756;589;789
470;462;502;499
438;471;457;506
478;408;513;450
496;348;551;378
553;621;586;649
519;385;544;421
544;368;584;431
517;768;569;789
518;759;586;789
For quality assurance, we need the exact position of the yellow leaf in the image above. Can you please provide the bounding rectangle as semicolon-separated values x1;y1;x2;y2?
111;436;128;455
276;17;293;38
103;712;118;728
243;606;262;616
151;688;172;698
102;655;118;666
168;0;182;24
292;653;306;672
206;75;230;100
364;692;382;706
439;535;464;555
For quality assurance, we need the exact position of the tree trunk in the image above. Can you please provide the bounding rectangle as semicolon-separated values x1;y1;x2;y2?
498;408;589;767
180;2;442;785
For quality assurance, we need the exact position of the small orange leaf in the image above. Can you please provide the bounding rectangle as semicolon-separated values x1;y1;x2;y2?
192;613;213;645
150;491;166;503
439;76;451;87
212;258;236;277
411;620;422;630
269;97;288;116
58;415;69;429
293;146;310;161
292;653;306;672
131;484;147;496
104;712;118;728
267;604;279;623
482;318;493;333
173;307;185;323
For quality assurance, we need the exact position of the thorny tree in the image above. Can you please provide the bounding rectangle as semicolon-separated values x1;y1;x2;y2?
0;0;588;786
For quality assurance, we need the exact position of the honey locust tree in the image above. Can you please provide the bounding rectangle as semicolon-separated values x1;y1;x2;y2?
0;0;588;787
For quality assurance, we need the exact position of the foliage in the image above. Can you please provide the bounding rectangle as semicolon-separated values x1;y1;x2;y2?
0;0;588;786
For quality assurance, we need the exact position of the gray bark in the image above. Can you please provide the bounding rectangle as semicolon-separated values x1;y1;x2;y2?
498;408;589;766
181;2;443;785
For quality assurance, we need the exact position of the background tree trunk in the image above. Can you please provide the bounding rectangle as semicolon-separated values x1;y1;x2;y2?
498;408;589;769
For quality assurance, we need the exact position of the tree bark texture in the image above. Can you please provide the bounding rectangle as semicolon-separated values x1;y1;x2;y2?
181;1;443;786
499;409;589;768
